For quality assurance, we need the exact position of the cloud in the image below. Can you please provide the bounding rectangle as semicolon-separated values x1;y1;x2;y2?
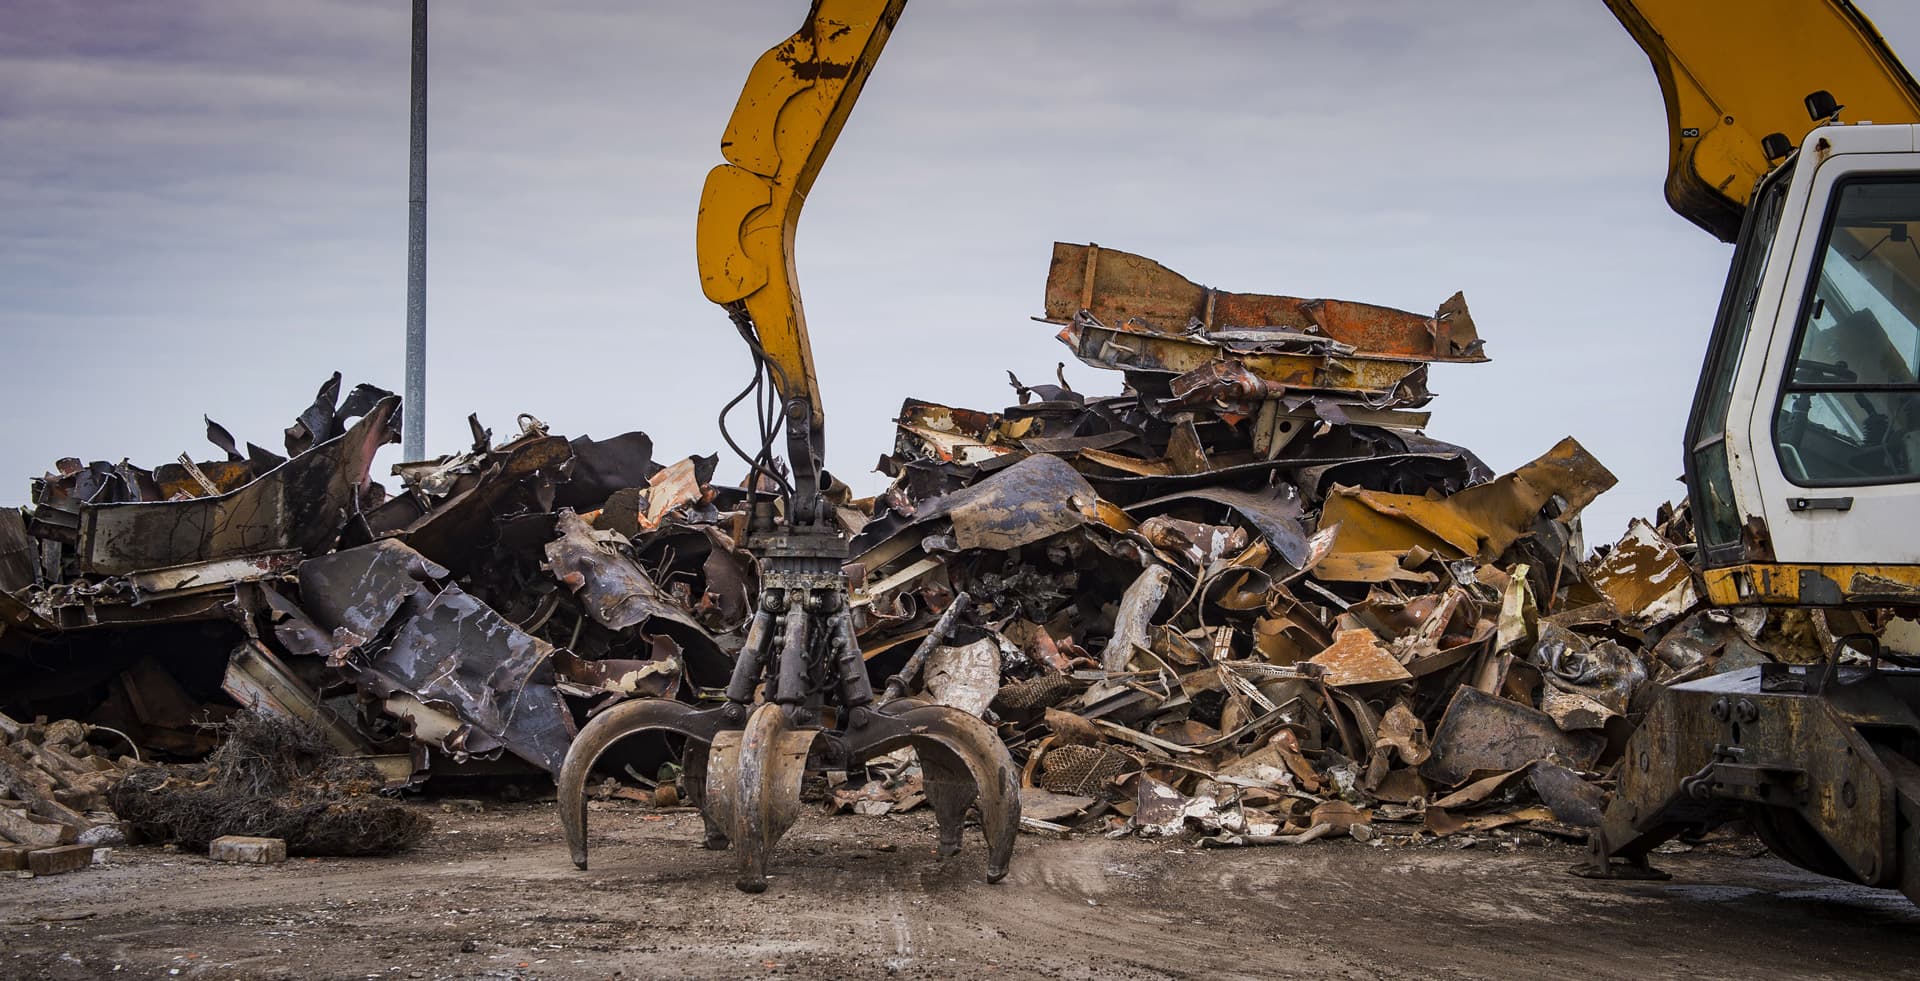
3;0;1919;554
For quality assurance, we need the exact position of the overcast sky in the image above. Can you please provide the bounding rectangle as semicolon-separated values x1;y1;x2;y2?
6;1;1920;543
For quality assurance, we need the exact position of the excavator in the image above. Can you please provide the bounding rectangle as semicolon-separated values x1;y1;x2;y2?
549;0;1920;901
1580;1;1920;901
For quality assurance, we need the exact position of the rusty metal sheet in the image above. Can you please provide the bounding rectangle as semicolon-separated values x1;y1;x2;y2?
1057;316;1434;405
1308;628;1413;687
1309;549;1438;585
544;510;703;634
73;396;400;576
912;454;1102;552
642;456;713;528
296;539;450;650
365;585;572;774
1421;685;1605;786
1590;518;1700;629
1318;437;1617;563
1042;242;1486;362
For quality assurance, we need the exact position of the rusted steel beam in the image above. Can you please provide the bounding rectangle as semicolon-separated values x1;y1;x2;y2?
1042;242;1486;363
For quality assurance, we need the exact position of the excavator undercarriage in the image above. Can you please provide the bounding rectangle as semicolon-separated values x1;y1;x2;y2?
1580;653;1920;903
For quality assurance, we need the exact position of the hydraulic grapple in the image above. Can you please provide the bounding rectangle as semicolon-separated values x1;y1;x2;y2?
555;0;1020;893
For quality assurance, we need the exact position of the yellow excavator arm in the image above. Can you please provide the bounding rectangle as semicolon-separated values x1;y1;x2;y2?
695;0;905;432
1607;0;1920;241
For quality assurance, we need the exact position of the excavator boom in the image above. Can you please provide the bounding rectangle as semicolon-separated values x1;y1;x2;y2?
1607;0;1920;240
695;0;905;429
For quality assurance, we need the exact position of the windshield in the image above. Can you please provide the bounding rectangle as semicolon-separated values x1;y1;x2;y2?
1774;176;1920;486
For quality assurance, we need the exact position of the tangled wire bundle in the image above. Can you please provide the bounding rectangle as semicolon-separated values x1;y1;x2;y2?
107;713;429;856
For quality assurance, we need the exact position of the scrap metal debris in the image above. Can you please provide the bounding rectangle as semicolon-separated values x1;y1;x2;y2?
0;376;745;792
0;241;1890;856
825;242;1864;845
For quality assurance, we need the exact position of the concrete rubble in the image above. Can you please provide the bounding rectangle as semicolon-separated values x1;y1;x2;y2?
0;240;1872;857
0;710;130;875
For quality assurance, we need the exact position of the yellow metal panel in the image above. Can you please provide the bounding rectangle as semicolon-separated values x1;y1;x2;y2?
1703;562;1920;606
695;0;906;424
1316;438;1616;564
1607;0;1920;240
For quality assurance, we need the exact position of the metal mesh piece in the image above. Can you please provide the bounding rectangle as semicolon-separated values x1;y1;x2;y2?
991;674;1075;714
1039;743;1134;797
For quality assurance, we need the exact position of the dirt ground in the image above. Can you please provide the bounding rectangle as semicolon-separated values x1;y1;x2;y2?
3;800;1915;980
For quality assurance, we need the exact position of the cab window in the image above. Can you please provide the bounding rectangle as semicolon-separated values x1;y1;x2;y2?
1775;177;1920;486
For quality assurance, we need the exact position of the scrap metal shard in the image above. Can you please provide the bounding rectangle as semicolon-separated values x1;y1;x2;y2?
1318;437;1617;563
1042;242;1486;362
74;396;400;575
1308;628;1413;687
544;510;704;633
366;586;573;774
911;454;1103;552
296;540;449;650
1421;685;1605;786
1590;518;1701;628
292;538;573;773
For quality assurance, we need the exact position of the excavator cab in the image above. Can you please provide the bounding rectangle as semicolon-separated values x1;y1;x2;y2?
1585;2;1920;899
1689;126;1920;572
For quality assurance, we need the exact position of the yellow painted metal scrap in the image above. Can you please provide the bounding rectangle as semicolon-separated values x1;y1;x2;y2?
695;0;906;426
1316;437;1617;564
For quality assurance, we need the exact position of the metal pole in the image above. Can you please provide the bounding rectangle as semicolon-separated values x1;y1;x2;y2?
403;0;428;461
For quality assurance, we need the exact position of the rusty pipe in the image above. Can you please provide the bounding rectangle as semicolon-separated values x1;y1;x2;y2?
879;591;971;705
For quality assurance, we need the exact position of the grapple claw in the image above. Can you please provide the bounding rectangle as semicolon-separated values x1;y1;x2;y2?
706;703;822;893
854;699;1021;884
556;699;729;870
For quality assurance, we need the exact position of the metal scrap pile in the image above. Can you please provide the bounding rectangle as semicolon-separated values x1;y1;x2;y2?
842;242;1738;843
0;241;1819;852
0;375;751;790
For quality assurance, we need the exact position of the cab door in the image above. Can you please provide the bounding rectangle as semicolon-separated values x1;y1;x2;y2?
1741;126;1920;563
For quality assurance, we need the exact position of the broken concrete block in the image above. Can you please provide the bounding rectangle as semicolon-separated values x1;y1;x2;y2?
0;806;75;846
210;835;287;865
26;843;93;876
0;844;32;871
